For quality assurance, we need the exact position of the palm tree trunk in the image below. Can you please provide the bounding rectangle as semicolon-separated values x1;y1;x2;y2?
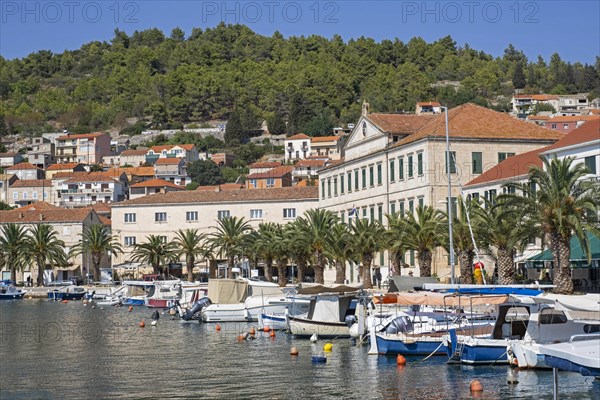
458;251;474;284
10;266;17;284
36;258;44;286
227;256;235;279
389;251;402;276
276;261;287;287
93;253;102;282
297;258;306;283
314;251;325;284
551;233;573;294
187;256;195;282
362;255;373;289
335;260;345;284
497;247;515;285
418;250;432;277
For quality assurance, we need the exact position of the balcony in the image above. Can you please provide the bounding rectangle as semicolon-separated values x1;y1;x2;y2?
57;141;77;148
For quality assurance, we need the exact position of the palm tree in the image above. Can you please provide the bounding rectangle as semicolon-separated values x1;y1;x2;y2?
502;156;600;293
208;216;251;279
172;229;212;282
302;209;338;284
350;218;385;289
71;224;123;282
130;235;177;276
385;213;409;277
451;198;480;284
325;222;352;284
0;223;29;283
271;224;290;287
402;206;446;277
286;219;312;283
475;199;528;285
250;223;279;282
25;224;68;286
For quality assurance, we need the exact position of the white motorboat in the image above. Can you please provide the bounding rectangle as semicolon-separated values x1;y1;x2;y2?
145;279;181;308
539;335;600;377
0;280;25;300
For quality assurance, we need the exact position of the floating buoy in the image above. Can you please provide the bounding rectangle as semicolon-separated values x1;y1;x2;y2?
470;380;483;392
100;307;104;310
310;333;318;343
91;305;96;309
82;299;88;304
215;324;221;331
169;308;176;316
323;343;333;352
61;300;68;304
290;346;299;356
396;355;406;365
237;334;245;342
263;326;271;333
128;306;133;312
249;327;256;336
139;320;145;328
270;329;276;338
151;310;160;320
151;320;158;327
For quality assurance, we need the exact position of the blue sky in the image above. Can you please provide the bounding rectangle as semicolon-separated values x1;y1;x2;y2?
1;1;599;64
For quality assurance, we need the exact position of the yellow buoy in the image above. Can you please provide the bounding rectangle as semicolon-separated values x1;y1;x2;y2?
323;343;333;352
396;355;406;365
470;380;483;392
290;346;299;356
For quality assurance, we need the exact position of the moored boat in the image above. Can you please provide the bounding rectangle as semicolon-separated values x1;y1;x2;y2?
0;280;25;300
47;286;86;300
539;335;600;377
145;280;181;308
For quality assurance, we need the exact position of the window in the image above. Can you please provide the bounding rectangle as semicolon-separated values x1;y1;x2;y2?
124;236;136;247
217;210;230;220
369;165;374;186
266;178;275;188
354;169;359;190
409;250;415;266
377;204;383;222
340;211;345;223
408;155;414;178
472;152;483;174
23;192;28;200
377;163;382;185
43;191;48;199
361;168;367;189
159;236;168;243
124;213;136;223
13;192;17;200
389;159;395;182
408;199;414;214
248;179;257;189
186;211;198;222
370;206;375;222
498;152;515;163
551;123;557;129
445;151;456;174
584;155;597;174
390;202;396;215
539;309;567;324
283;208;296;219
327;179;332;197
347;172;352;192
340;175;344;194
321;180;326;199
32;191;38;199
333;177;338;196
250;209;263;219
399;157;404;180
399;201;405;215
417;153;423;175
563;124;569;130
155;212;167;222
447;197;458;218
418;197;424;208
362;207;367;220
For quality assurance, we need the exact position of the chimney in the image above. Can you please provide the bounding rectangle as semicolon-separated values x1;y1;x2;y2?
19;212;24;219
39;213;44;221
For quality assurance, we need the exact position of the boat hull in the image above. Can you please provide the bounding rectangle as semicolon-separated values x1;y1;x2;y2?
47;291;86;300
259;313;287;330
288;315;350;338
0;292;25;300
146;298;177;308
375;334;446;355
203;304;289;323
122;298;146;306
460;340;509;364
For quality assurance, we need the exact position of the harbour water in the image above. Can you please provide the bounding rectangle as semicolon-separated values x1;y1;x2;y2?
1;300;599;399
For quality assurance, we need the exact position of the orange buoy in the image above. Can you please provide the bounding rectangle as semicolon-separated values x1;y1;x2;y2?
396;355;406;365
61;299;68;304
470;380;483;392
139;320;145;328
269;329;276;337
249;327;256;336
263;326;271;333
237;334;245;342
128;305;133;312
290;346;299;356
215;324;221;331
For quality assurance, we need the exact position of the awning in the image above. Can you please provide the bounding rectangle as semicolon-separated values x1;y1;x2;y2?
295;283;363;295
55;265;81;271
373;291;509;306
526;233;600;267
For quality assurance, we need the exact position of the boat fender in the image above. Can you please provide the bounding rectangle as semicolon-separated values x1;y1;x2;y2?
151;310;160;320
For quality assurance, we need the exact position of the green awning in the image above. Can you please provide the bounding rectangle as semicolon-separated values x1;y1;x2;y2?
526;232;600;268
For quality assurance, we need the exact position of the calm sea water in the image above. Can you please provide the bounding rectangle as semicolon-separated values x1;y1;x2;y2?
1;300;599;400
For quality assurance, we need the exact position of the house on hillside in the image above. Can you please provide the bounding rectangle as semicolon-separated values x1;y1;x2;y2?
246;166;293;189
7;179;53;207
46;163;86;179
27;137;56;169
129;178;185;200
154;158;190;186
0;152;24;168
415;101;442;115
5;162;45;180
55;132;112;164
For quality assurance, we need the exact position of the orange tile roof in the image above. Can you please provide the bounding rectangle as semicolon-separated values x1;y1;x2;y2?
120;149;148;156
295;159;327;167
546;115;600;123
0;208;93;223
465;148;544;187
63;176;118;184
532;94;559;101
527;116;550;120
589;109;600;115
115;166;155;176
196;183;246;191
0;152;19;158
46;162;84;171
6;162;41;171
130;178;185;189
393;103;562;147
311;136;341;143
541;119;600;152
248;161;282;169
286;133;311;140
51;171;90;180
417;101;441;107
10;179;52;188
86;202;112;213
150;144;196;153
115;186;318;206
367;114;434;135
246;166;294;179
155;158;184;165
56;132;106;141
18;202;59;211
98;215;112;226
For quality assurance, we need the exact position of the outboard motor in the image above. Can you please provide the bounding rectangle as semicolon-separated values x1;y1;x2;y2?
151;310;160;321
181;298;212;321
385;316;414;334
345;315;357;327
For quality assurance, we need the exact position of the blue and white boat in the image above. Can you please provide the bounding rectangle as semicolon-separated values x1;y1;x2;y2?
47;285;87;300
122;280;155;306
540;335;600;377
0;280;25;300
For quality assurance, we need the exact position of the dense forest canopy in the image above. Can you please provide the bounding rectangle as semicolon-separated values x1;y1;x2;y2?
1;23;598;137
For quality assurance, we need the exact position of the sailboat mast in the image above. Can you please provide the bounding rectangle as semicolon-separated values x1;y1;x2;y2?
442;106;456;285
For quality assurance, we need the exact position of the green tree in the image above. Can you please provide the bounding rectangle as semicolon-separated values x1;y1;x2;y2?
267;112;286;135
402;206;446;277
224;110;243;144
130;235;177;276
502;157;600;293
271;224;290;287
172;229;212;282
25;224;68;286
513;63;527;89
187;159;224;186
285;219;312;283
325;222;353;284
385;212;409;276
350;218;385;289
451;199;480;285
249;222;279;282
302;209;338;284
209;216;251;279
302;112;334;137
70;224;123;282
0;224;29;283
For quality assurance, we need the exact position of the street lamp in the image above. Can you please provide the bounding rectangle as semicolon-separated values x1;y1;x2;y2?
440;106;456;285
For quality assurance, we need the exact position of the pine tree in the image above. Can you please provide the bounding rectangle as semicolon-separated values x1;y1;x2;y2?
224;110;243;144
513;63;527;89
268;112;286;135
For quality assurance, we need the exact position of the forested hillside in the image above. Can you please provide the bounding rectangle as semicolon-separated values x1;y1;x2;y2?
1;23;598;137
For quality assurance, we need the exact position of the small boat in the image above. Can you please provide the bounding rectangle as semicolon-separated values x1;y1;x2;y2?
47;286;87;300
145;280;181;308
122;280;155;306
539;335;600;377
0;280;25;300
287;283;363;338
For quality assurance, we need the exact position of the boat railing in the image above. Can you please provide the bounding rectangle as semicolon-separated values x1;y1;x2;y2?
569;333;600;343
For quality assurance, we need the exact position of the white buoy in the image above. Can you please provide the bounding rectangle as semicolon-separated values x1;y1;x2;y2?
151;320;158;326
310;333;318;343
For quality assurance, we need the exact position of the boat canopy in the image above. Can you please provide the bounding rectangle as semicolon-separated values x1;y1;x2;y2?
373;291;509;306
207;279;248;304
532;293;600;313
295;283;363;295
